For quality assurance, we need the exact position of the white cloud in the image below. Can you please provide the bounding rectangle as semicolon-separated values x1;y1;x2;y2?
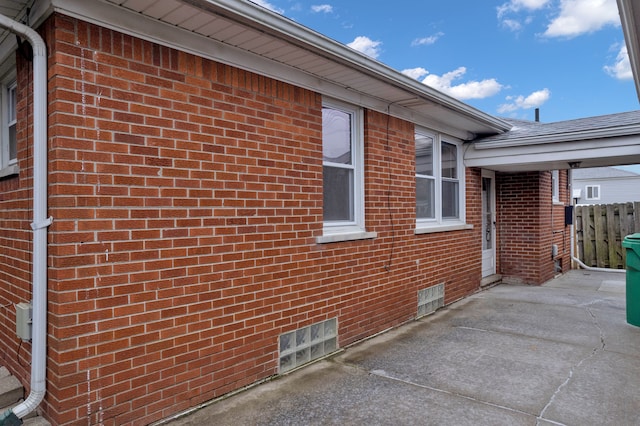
497;0;551;32
417;67;503;100
401;67;429;80
311;4;333;13
604;45;633;80
497;88;551;113
497;0;551;17
543;0;620;38
249;0;284;14
347;36;382;59
501;19;523;32
411;32;444;46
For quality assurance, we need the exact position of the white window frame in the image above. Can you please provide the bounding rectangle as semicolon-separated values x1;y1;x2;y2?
551;170;560;203
0;58;17;177
317;98;375;243
585;185;600;201
415;128;467;232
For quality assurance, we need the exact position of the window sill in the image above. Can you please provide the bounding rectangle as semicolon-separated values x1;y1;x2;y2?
415;223;473;235
316;231;377;244
0;164;18;179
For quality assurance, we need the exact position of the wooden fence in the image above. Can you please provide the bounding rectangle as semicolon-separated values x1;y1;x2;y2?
575;202;640;269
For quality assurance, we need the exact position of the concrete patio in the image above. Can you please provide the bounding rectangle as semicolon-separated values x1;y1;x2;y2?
163;270;639;426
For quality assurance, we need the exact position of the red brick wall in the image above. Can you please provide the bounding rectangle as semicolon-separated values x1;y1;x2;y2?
0;15;486;425
0;13;562;426
497;170;571;284
0;42;36;409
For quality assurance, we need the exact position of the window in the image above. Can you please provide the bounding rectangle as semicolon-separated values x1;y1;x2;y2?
321;99;367;239
585;185;600;200
1;74;17;172
551;170;559;203
416;130;465;228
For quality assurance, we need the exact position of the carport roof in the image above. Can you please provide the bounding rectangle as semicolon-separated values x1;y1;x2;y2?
473;110;640;147
465;111;640;172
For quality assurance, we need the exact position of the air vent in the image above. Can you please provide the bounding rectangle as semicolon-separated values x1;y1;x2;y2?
417;283;444;318
279;318;337;373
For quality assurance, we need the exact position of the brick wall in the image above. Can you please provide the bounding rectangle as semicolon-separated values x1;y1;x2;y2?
0;39;35;409
0;13;564;426
497;170;571;285
0;15;486;425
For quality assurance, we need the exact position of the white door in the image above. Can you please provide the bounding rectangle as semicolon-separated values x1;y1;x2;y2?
481;170;496;277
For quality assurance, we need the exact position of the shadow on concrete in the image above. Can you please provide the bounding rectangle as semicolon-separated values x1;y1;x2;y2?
164;270;639;426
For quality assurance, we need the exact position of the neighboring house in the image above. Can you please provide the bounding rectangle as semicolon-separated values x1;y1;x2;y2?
0;1;638;425
571;166;640;204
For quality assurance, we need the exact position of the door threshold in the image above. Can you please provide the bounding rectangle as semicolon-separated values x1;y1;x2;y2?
480;274;502;288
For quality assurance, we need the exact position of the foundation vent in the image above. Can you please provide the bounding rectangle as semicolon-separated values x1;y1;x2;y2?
417;283;444;318
279;318;338;373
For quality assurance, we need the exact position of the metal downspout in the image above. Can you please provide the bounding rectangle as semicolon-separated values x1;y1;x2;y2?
0;14;51;423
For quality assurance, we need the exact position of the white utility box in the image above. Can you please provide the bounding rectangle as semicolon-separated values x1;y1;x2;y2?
16;302;32;341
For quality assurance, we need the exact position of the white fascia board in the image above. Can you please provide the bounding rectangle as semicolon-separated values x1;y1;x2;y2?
50;0;508;138
185;0;511;133
465;135;640;169
473;124;640;149
617;0;640;101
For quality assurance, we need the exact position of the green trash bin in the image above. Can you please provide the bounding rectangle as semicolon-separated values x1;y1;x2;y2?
622;233;640;327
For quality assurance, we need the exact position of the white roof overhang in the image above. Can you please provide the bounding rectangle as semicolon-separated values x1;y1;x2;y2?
25;0;510;140
618;0;640;101
464;132;640;172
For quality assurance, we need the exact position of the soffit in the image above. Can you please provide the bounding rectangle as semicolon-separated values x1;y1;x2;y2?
0;0;30;60
84;0;510;139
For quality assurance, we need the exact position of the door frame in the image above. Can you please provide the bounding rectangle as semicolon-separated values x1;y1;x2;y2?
481;169;496;278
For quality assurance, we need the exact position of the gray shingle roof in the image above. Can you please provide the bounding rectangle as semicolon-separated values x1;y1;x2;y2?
474;110;640;144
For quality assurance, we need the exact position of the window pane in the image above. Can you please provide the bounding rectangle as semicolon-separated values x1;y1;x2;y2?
441;142;457;179
8;83;16;161
323;166;354;222
9;124;16;160
416;135;433;176
322;107;351;165
442;180;459;218
416;177;435;219
8;84;16;122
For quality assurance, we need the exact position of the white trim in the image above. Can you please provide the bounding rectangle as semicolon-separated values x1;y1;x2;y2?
617;0;640;100
585;185;601;200
316;231;378;244
415;128;466;230
551;170;559;203
414;224;473;235
481;169;496;278
0;65;16;172
321;98;366;237
48;0;509;139
464;134;640;172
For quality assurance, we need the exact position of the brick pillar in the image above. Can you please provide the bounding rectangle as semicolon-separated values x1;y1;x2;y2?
497;171;557;285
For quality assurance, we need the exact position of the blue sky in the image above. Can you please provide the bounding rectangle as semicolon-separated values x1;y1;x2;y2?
252;0;637;124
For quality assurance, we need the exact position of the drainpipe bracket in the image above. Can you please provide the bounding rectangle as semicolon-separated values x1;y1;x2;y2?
30;216;53;231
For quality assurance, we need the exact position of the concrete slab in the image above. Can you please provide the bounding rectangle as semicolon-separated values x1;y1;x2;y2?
162;270;640;426
598;279;625;293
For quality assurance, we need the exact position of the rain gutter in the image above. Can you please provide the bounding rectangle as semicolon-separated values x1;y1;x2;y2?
181;0;512;134
0;13;51;425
